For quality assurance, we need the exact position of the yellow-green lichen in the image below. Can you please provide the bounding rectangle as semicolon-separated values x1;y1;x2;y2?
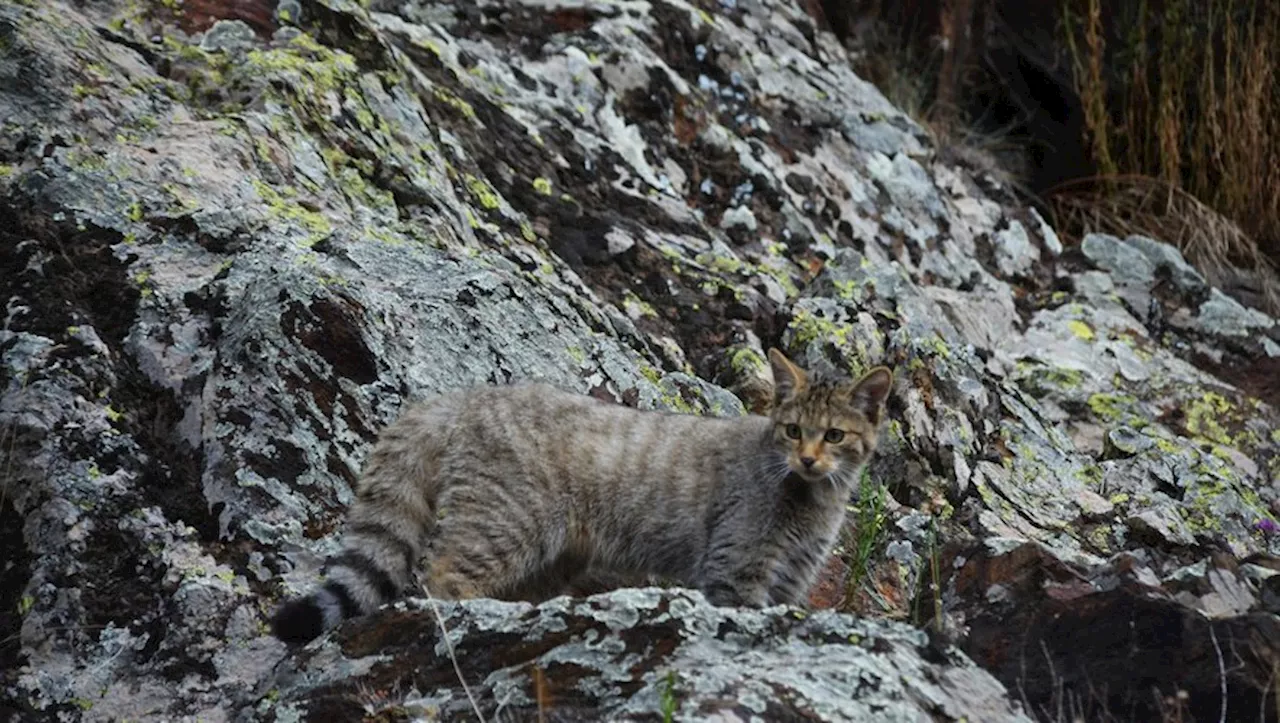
788;308;852;348
565;345;586;365
1017;364;1084;397
1183;392;1234;446
1086;526;1112;552
251;179;332;245
752;262;799;298
639;364;662;386
659;388;696;414
1067;320;1095;341
364;226;403;247
245;33;357;89
1074;465;1103;486
832;278;859;301
694;252;744;275
1087;393;1136;423
621;291;658;319
532;177;553;195
925;333;952;359
464;175;501;210
729;347;766;375
432;87;476;120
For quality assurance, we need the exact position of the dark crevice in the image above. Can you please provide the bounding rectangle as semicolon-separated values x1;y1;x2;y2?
0;498;31;693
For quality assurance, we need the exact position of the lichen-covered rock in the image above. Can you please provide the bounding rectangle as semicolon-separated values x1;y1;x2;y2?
263;588;1033;722
953;540;1280;723
2;0;1278;718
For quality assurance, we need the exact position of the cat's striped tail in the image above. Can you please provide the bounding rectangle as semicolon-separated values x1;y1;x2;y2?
271;518;422;644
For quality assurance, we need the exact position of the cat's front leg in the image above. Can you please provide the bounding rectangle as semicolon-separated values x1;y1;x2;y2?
765;581;810;607
701;578;769;607
697;552;773;608
765;538;829;607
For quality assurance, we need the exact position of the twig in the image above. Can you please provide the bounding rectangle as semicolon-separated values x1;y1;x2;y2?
1210;623;1227;723
423;587;486;723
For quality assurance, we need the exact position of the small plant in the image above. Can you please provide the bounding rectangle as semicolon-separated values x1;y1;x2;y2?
928;520;942;626
659;670;679;723
845;467;888;599
912;516;944;629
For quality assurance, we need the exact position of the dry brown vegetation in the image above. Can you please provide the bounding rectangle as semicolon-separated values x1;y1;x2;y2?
824;0;1280;312
1049;0;1280;312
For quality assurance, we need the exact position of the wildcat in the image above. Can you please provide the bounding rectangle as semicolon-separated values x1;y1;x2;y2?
272;349;892;643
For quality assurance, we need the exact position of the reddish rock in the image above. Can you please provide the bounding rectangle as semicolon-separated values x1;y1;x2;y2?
178;0;276;37
807;553;850;609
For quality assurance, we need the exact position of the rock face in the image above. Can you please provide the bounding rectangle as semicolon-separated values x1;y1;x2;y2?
1;0;1278;720
265;588;1032;722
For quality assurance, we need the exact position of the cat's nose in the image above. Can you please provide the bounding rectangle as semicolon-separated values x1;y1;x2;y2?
800;456;815;468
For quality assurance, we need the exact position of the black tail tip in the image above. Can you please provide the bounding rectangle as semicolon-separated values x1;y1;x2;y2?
271;597;326;645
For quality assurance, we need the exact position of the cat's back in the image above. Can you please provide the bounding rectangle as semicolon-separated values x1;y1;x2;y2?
436;381;766;480
453;381;755;438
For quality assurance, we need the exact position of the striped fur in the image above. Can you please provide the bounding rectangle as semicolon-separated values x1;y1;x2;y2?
271;349;892;644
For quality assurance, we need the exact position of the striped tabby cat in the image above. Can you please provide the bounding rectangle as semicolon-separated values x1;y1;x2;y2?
272;349;892;643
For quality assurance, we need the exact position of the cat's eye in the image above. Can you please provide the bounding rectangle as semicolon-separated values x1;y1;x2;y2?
785;424;802;439
824;428;845;443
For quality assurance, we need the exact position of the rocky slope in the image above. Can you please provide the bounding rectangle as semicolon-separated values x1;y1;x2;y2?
0;0;1277;720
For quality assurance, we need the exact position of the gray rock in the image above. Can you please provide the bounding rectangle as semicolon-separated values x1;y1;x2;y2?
199;20;259;52
1081;232;1157;287
719;205;758;231
1030;208;1063;256
1124;234;1207;294
1195;288;1276;336
1103;426;1152;458
265;589;1035;722
992;219;1039;277
1128;507;1197;547
275;0;303;25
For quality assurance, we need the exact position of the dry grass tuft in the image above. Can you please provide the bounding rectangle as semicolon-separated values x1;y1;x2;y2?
1047;175;1280;313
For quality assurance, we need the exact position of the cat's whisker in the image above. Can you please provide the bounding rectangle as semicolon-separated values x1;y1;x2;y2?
758;456;792;484
824;472;843;493
829;469;856;494
760;461;791;488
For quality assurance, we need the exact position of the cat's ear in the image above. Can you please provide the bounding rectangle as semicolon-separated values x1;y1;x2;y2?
768;348;807;403
846;366;893;424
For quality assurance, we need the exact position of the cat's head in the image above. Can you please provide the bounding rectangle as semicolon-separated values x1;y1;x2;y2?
767;348;893;484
